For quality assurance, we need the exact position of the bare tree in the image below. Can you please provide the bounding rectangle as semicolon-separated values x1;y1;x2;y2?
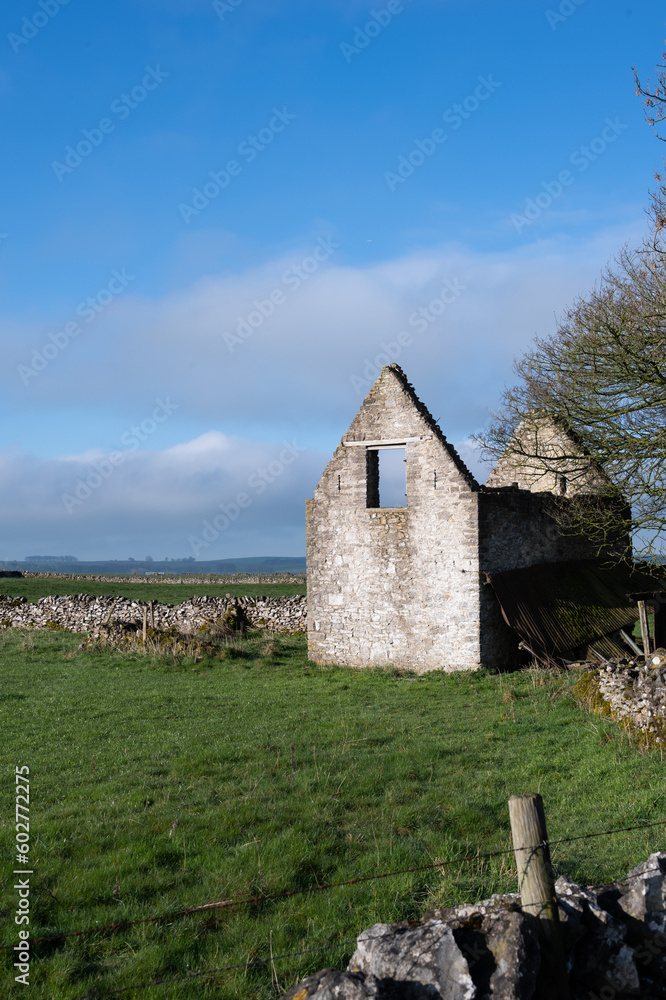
635;45;666;229
477;49;666;562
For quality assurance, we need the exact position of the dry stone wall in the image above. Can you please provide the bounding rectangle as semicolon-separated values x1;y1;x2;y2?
281;853;666;999
576;656;666;747
0;593;306;634
20;571;306;585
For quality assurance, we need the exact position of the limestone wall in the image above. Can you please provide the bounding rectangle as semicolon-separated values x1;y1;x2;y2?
477;488;603;670
306;364;611;674
576;657;666;748
306;367;482;673
0;593;307;634
478;487;598;573
486;416;610;496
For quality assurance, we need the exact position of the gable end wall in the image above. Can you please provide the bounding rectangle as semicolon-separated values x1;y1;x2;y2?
306;368;482;672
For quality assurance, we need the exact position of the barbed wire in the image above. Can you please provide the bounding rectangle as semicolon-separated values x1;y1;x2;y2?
548;818;666;849
12;816;664;954
21;856;495;950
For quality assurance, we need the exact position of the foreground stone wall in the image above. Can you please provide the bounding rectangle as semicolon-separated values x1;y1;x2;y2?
0;594;307;634
282;853;666;999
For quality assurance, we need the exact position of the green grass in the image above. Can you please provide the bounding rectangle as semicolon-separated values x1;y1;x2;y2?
1;630;664;999
0;578;304;605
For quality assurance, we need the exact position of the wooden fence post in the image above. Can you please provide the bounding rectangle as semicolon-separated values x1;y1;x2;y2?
638;600;652;657
142;607;147;646
509;794;570;1000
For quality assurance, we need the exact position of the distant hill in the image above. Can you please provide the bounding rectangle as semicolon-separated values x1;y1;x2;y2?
0;556;306;576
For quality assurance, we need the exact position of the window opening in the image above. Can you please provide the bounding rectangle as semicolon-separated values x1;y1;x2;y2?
367;448;407;507
366;450;379;507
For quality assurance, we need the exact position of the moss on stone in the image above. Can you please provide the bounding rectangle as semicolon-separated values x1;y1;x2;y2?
574;669;666;751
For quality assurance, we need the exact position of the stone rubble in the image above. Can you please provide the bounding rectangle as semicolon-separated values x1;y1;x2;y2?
281;854;666;999
0;593;307;635
577;653;666;746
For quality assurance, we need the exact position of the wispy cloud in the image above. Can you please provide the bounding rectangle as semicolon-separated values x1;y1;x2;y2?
2;221;645;439
0;219;648;558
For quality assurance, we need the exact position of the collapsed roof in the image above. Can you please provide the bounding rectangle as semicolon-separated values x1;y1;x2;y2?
487;559;665;664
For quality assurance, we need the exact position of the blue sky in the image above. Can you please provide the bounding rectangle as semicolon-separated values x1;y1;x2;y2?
1;0;664;560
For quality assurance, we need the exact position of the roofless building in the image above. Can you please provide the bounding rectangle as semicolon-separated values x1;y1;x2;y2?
305;364;632;671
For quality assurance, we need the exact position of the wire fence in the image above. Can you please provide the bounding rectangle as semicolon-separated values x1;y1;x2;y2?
63;853;666;1000
12;815;663;953
7;816;665;999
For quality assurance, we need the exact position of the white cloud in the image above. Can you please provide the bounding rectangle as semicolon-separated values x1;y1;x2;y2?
3;220;647;448
0;433;325;561
0;219;649;557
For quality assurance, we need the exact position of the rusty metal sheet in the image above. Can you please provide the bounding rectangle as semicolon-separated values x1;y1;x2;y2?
487;560;660;661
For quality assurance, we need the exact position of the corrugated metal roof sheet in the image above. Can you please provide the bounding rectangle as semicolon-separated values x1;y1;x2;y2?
487;560;663;662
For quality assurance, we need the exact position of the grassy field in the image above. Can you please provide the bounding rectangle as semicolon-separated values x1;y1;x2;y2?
1;629;665;1000
0;578;305;605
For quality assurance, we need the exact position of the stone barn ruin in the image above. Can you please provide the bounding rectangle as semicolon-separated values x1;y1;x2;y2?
306;364;627;672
